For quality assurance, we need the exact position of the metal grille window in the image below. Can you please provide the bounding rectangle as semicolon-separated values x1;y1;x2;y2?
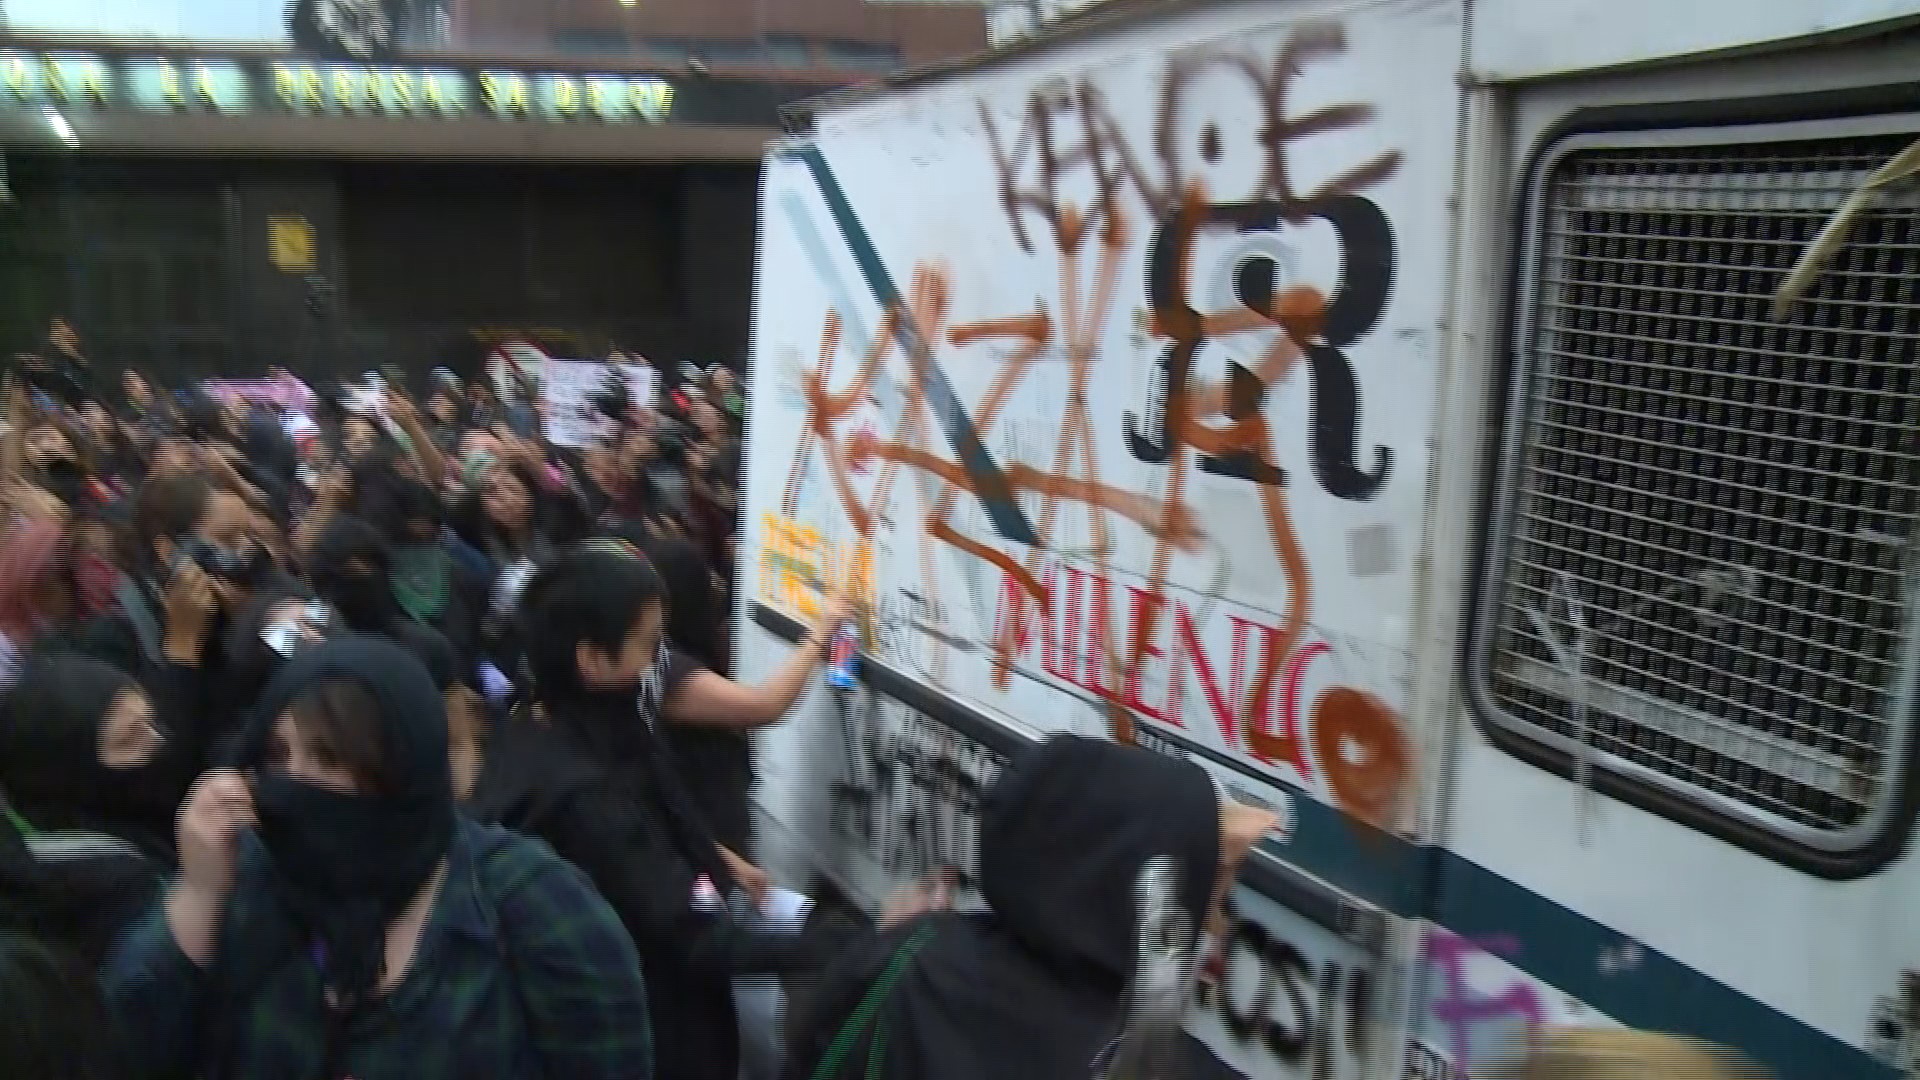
1471;120;1920;873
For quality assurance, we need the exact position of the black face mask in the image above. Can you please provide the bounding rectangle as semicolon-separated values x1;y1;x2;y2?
98;737;196;850
252;773;438;1003
314;570;399;634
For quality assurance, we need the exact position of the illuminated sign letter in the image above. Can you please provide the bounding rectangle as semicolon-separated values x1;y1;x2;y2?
4;56;32;102
389;69;415;111
193;65;220;109
629;80;673;122
551;77;579;116
331;67;360;110
42;59;67;103
585;79;606;118
157;63;185;108
422;73;447;112
76;61;109;107
273;64;297;107
301;66;325;109
481;72;529;116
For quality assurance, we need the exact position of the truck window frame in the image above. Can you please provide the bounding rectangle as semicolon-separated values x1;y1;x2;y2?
1467;99;1920;880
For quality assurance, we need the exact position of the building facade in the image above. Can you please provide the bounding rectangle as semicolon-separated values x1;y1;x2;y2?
451;0;987;73
0;2;987;386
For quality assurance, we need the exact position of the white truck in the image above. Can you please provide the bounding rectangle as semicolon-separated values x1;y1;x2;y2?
733;2;1920;1076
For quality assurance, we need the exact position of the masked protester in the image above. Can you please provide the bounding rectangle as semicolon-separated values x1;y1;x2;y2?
307;515;405;634
223;592;477;802
468;542;853;1080
0;657;176;966
102;635;652;1080
784;736;1275;1080
0;654;192;861
307;512;464;675
356;465;487;667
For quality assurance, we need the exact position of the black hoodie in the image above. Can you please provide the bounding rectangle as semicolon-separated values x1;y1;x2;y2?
228;634;457;1005
468;677;845;1080
0;794;160;966
784;735;1233;1080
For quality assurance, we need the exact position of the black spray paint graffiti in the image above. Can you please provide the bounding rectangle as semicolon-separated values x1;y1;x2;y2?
1125;194;1395;502
1195;891;1373;1079
829;696;1005;891
980;25;1402;253
979;22;1402;505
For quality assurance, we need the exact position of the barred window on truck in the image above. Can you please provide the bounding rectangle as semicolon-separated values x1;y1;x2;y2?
1469;117;1920;876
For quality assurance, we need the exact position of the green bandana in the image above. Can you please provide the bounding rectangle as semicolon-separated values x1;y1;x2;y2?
389;545;452;624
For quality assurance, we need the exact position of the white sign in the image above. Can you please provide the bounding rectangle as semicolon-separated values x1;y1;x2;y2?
487;341;549;400
541;359;657;447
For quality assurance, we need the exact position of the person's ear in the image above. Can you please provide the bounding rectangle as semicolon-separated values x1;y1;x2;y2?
152;536;177;570
576;641;615;688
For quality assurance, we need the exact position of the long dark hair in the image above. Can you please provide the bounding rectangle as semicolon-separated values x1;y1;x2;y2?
641;537;726;673
453;459;589;564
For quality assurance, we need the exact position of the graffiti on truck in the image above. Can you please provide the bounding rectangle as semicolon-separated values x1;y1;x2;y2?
775;20;1421;831
828;695;1005;895
1191;886;1380;1080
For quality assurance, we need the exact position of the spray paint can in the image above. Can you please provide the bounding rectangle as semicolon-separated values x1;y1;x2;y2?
825;622;860;689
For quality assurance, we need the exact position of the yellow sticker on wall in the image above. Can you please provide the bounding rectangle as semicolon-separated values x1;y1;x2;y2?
268;215;316;273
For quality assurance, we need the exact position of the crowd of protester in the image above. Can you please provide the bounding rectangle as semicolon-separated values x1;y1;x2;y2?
0;330;1747;1080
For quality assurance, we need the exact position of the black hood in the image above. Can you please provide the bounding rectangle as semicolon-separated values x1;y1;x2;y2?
979;735;1220;986
0;655;132;813
0;654;189;858
783;736;1226;1080
229;635;455;1002
307;515;402;633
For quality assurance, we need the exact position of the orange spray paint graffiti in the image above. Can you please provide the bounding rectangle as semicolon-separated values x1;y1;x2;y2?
780;22;1415;827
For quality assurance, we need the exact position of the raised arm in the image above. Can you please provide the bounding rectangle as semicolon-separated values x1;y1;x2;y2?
662;596;851;730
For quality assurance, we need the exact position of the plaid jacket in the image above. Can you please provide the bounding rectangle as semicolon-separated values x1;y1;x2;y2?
103;817;652;1080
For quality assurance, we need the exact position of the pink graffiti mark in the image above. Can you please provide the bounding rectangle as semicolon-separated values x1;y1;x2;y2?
1423;930;1544;1075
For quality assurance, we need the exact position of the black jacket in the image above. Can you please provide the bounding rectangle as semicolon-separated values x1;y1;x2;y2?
0;801;161;965
468;693;841;1080
784;736;1238;1080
